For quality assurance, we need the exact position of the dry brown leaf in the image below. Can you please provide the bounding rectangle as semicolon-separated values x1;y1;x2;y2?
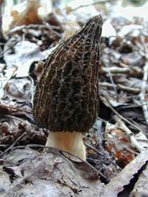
104;128;134;167
10;0;42;30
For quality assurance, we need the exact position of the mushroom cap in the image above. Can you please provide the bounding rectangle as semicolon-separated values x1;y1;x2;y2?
33;15;103;132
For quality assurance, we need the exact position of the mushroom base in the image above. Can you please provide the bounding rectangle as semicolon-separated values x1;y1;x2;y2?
46;131;86;161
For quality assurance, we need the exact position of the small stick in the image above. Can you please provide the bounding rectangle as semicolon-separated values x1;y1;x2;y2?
0;132;27;158
139;60;148;125
139;36;148;125
0;0;3;41
0;39;18;58
85;142;118;167
103;64;118;101
0;103;32;113
100;82;142;94
101;66;142;77
118;84;140;94
9;24;61;34
114;116;144;152
102;95;144;133
0;0;5;43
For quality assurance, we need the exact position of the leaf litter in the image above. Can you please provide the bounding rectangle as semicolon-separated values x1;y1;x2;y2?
0;0;148;196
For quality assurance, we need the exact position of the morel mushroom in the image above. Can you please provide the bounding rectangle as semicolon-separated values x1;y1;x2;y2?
33;15;103;161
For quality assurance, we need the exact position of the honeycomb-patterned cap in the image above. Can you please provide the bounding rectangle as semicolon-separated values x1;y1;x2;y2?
33;15;103;133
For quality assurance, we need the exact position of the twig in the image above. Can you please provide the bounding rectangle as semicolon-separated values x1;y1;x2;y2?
0;103;32;113
105;64;119;101
9;24;49;33
114;116;145;152
0;39;18;58
85;143;104;157
0;132;27;158
117;102;148;110
101;66;143;77
9;23;62;38
102;94;144;133
139;61;148;125
43;22;62;38
139;36;148;125
0;0;5;42
85;142;118;168
118;84;140;94
101;66;130;74
0;0;2;36
100;82;143;94
100;82;116;89
9;23;60;31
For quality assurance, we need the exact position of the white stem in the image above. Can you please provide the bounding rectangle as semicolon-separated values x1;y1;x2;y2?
46;131;86;161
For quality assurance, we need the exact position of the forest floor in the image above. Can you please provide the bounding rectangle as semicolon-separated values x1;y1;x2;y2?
0;1;148;196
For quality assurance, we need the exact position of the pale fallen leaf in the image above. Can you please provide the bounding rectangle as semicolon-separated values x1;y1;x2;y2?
130;163;148;197
1;148;105;197
4;41;51;77
101;150;148;197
